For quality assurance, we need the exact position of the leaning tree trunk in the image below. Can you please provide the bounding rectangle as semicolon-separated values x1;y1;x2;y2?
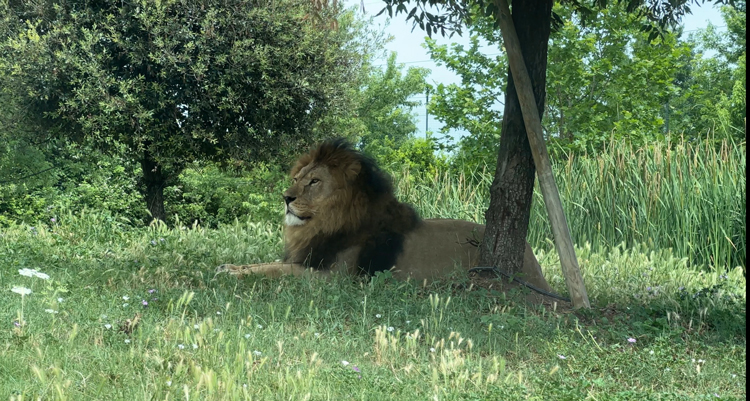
141;150;167;222
479;0;553;276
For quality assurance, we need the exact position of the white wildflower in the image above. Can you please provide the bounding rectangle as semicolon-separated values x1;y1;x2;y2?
33;272;50;280
11;286;32;296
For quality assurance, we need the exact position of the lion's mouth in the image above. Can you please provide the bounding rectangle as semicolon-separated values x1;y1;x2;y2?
285;209;310;226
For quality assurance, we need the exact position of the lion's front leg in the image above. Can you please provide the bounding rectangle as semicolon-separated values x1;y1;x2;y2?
216;262;319;278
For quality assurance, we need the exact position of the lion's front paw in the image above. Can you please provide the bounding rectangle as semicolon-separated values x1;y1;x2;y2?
215;264;250;276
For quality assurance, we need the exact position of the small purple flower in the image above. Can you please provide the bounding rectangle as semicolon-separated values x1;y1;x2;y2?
142;300;148;307
627;337;636;344
352;365;360;373
646;287;652;292
50;217;56;222
13;321;20;328
148;289;156;294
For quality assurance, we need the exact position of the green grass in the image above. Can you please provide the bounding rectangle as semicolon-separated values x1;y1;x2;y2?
1;212;745;400
398;137;746;271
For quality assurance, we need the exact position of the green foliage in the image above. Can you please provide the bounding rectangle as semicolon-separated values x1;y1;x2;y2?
426;3;704;154
0;142;145;226
345;51;443;176
545;4;691;149
1;0;359;164
669;4;746;139
365;136;448;176
425;28;505;146
357;52;430;149
165;163;286;227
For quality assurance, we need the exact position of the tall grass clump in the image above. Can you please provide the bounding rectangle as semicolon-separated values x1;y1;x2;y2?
394;138;746;271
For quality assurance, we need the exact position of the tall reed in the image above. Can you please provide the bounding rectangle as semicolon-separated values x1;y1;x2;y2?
395;138;746;270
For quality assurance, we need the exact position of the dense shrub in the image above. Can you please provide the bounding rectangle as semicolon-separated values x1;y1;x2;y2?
165;163;285;227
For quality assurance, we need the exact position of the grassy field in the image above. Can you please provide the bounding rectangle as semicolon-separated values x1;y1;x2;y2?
0;211;745;400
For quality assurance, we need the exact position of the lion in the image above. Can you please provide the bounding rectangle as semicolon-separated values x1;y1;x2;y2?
217;139;551;291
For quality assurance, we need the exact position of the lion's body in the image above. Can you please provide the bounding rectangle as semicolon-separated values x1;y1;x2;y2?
218;139;551;290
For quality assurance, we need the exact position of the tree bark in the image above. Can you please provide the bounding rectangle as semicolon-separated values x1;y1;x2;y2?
141;150;167;222
479;0;553;275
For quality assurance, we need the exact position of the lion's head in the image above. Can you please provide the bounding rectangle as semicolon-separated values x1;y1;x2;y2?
282;139;420;272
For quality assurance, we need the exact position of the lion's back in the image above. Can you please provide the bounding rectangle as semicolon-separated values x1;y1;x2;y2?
390;219;485;281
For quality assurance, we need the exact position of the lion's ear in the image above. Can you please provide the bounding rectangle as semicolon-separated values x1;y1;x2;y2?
345;161;361;182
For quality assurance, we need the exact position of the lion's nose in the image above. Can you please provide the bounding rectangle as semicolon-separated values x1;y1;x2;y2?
284;196;296;205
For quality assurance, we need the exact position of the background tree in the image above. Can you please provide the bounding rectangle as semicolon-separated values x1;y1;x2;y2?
356;52;430;150
426;3;695;155
1;0;363;222
668;2;746;138
425;33;507;173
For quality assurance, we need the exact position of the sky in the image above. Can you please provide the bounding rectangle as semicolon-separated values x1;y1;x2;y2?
344;0;727;140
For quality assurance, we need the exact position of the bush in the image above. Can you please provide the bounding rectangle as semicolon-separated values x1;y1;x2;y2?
364;136;448;176
165;163;286;227
0;143;145;226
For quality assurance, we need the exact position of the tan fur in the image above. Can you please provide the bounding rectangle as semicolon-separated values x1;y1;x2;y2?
217;140;551;291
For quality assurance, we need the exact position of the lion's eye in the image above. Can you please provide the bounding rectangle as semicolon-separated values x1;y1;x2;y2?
309;178;320;185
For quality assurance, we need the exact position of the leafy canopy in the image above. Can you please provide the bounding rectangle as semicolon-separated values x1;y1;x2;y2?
0;0;362;171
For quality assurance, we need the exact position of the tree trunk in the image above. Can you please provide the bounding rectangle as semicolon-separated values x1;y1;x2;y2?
141;150;167;222
479;0;553;275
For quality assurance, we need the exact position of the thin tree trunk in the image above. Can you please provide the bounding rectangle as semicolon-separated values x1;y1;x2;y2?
479;0;553;274
141;150;167;222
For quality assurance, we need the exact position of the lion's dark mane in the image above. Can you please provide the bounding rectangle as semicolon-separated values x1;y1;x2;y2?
284;139;421;275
